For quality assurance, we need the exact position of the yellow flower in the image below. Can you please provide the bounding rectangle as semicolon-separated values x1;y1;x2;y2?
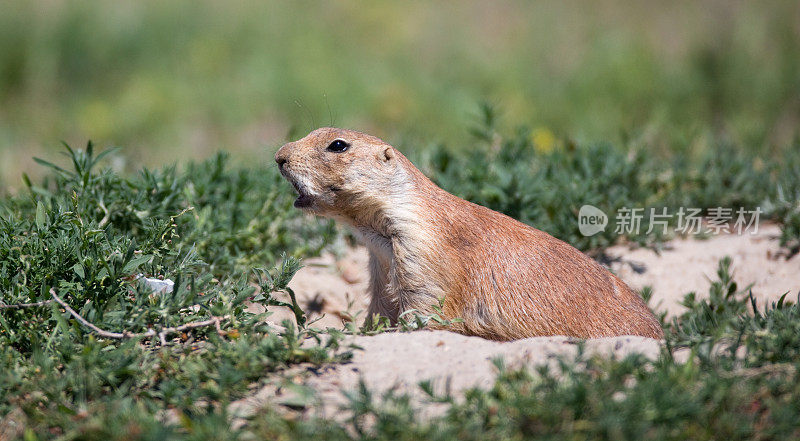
531;127;556;153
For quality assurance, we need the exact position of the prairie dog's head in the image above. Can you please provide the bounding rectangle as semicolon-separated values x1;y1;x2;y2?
274;127;402;216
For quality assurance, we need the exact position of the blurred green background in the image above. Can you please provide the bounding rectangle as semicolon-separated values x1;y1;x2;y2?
0;0;798;191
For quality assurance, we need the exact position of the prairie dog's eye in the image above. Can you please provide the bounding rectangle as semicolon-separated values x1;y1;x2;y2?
326;139;350;153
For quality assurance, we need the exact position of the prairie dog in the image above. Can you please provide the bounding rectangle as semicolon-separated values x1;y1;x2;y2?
275;128;663;340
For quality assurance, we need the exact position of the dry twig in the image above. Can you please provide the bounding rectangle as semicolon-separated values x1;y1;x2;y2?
1;288;228;345
0;299;54;309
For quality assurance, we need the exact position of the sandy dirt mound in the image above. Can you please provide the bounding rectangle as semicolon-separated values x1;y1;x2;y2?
307;332;660;418
249;223;798;415
232;332;661;419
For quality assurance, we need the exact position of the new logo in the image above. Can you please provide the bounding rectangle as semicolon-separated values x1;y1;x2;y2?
578;205;608;237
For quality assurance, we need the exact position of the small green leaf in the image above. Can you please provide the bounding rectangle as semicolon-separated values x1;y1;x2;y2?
56;404;77;416
23;428;39;441
94;146;121;164
777;291;790;309
122;254;153;274
72;263;85;279
35;201;46;230
33;156;74;177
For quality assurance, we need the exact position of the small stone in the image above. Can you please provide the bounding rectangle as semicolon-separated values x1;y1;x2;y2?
138;275;174;294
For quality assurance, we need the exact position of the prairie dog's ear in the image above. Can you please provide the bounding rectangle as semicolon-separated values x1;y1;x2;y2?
382;147;396;162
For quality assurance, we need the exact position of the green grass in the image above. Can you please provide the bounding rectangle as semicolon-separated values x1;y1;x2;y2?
1;127;799;439
0;145;347;439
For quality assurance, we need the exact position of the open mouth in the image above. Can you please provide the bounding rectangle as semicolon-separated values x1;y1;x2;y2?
282;173;315;209
294;192;314;208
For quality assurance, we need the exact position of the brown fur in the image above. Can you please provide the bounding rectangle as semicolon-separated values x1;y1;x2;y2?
275;128;663;340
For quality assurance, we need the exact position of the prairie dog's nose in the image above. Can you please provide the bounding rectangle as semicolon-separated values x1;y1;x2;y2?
275;144;290;168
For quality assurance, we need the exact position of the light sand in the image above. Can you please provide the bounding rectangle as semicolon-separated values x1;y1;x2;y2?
607;224;798;316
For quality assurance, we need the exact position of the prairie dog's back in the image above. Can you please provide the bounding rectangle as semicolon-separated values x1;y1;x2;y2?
417;195;662;340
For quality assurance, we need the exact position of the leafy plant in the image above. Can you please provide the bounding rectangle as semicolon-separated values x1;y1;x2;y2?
0;143;348;439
